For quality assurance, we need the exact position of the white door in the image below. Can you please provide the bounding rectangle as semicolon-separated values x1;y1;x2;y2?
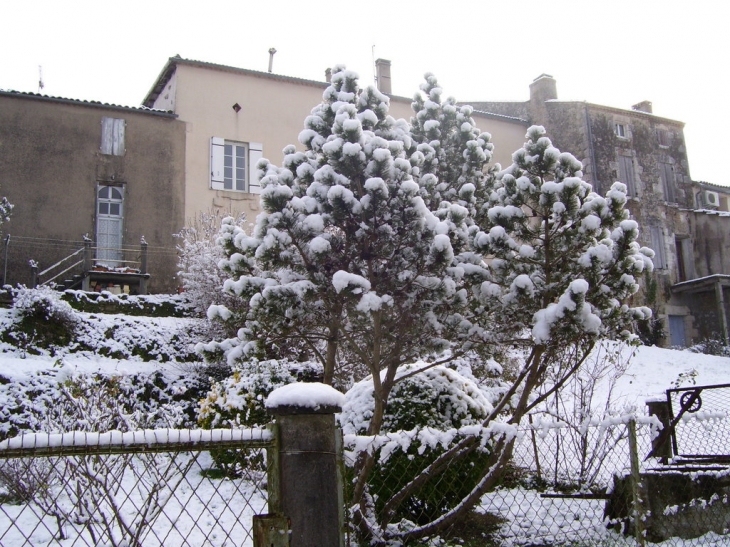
96;185;124;265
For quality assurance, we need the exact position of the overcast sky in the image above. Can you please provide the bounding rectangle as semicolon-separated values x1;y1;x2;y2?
2;0;726;184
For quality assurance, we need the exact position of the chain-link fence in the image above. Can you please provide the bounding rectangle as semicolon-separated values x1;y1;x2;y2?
345;413;730;546
0;429;273;547
666;384;730;458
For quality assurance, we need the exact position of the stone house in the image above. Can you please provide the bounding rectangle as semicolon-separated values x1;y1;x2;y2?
468;74;730;346
0;90;186;293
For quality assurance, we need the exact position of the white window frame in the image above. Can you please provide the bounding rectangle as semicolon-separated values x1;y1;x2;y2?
210;137;263;194
615;123;627;138
101;117;125;156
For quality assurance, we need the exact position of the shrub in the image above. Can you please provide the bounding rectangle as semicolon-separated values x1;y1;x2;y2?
198;358;322;476
687;336;729;357
340;364;492;525
2;286;78;353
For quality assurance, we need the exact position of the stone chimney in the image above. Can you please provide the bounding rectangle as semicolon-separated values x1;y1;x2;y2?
528;74;557;125
632;100;653;114
375;58;392;94
529;74;558;104
325;67;332;83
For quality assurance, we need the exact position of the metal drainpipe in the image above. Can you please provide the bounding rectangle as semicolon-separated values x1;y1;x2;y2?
714;279;729;344
584;103;599;193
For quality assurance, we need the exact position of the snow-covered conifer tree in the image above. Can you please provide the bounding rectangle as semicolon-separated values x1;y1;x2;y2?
409;73;494;222
204;66;477;428
388;126;654;542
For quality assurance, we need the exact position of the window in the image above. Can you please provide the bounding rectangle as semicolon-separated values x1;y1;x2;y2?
615;123;626;138
657;128;672;147
617;155;637;197
649;226;666;269
210;137;263;193
659;162;676;203
101;117;125;155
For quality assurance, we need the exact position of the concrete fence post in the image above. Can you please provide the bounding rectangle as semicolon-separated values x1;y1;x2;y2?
266;383;345;547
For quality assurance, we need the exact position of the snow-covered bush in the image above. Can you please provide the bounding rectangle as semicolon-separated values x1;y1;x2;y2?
198;359;321;429
198;358;321;476
341;364;492;525
175;210;246;319
2;286;78;352
687;336;729;357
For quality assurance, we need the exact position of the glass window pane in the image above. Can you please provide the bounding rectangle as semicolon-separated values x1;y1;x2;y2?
224;144;232;155
235;145;245;158
224;167;233;180
224;154;232;167
99;203;109;215
111;188;122;200
99;186;109;199
110;203;120;216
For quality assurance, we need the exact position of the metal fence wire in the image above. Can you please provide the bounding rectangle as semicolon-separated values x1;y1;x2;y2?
666;383;730;458
344;414;730;546
0;429;273;547
1;415;728;547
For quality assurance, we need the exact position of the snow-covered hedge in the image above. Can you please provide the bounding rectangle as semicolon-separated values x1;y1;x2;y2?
0;287;204;361
62;290;194;317
0;367;203;441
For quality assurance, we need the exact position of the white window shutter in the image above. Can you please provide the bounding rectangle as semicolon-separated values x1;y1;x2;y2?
210;137;225;190
248;142;263;194
112;119;125;155
101;118;113;154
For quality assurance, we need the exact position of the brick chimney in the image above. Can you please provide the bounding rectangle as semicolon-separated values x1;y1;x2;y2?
325;67;332;83
632;100;653;114
375;59;392;94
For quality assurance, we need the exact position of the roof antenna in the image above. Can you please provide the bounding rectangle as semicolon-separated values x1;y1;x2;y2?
268;48;277;73
38;65;44;93
371;45;376;85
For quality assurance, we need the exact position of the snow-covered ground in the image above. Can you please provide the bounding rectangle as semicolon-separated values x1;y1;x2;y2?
0;326;728;546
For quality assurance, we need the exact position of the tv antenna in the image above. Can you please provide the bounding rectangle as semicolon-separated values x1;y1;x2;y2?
38;66;44;93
